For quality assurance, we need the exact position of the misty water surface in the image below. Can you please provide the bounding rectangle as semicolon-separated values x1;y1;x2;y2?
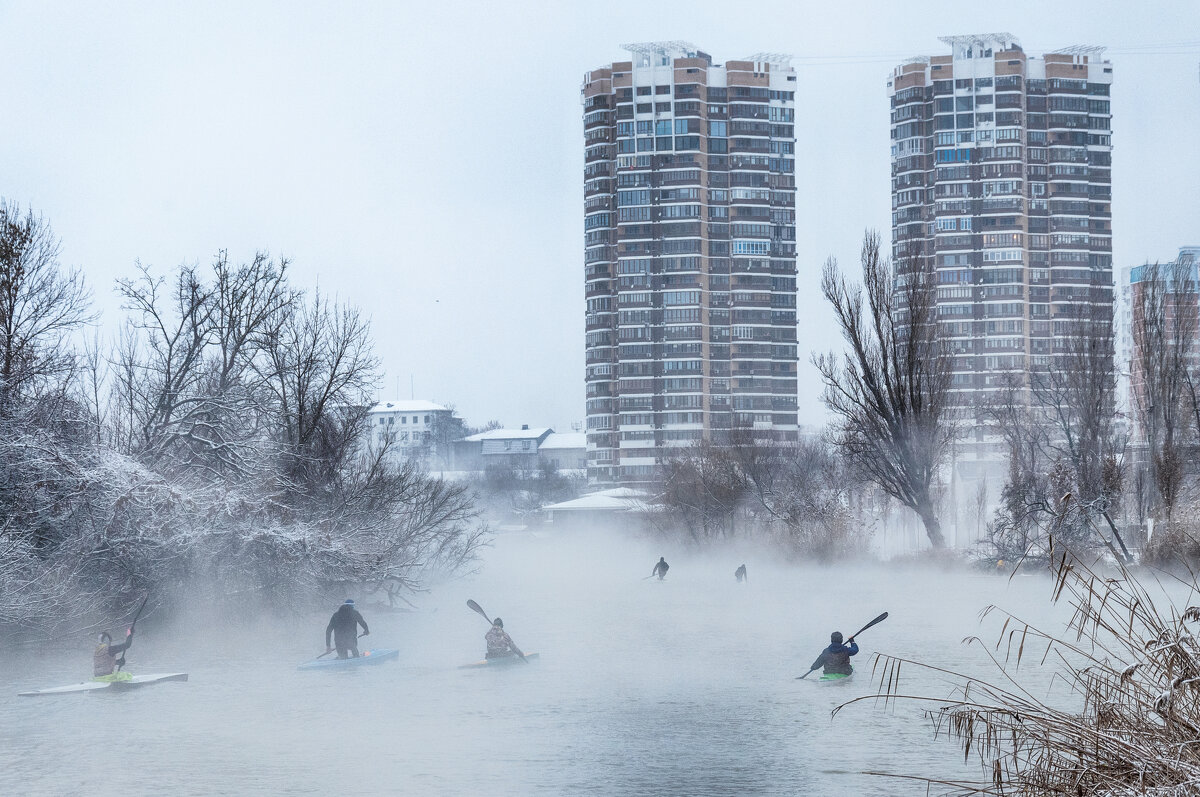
1;530;1079;796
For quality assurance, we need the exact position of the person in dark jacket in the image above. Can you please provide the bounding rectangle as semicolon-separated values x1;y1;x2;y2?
652;557;669;580
485;617;520;660
325;599;369;659
93;628;134;681
810;631;859;676
735;564;748;583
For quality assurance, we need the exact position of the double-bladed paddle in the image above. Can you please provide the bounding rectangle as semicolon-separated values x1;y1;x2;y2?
310;633;367;663
796;611;888;680
116;594;150;673
466;599;528;663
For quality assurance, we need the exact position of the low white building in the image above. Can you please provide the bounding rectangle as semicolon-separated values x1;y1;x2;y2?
366;400;454;465
537;432;587;472
541;487;653;531
452;425;552;470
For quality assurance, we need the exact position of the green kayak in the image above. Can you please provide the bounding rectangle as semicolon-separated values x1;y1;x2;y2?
458;652;539;669
817;671;853;684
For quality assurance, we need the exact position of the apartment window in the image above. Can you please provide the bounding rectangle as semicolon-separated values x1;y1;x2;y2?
637;86;650;96
412;416;418;424
401;416;407;424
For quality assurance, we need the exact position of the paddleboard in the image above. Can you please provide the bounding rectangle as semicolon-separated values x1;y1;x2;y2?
458;652;540;669
297;648;399;670
817;671;853;685
19;673;189;697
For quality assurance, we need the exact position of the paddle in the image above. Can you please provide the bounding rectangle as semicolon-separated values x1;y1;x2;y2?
466;599;528;663
796;611;888;680
313;632;369;662
116;594;149;673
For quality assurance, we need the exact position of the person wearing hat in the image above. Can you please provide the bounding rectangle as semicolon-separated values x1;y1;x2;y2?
325;599;370;659
93;628;134;682
651;557;669;581
808;631;859;677
484;617;519;660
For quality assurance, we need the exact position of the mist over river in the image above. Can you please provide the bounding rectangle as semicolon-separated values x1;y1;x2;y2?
1;530;1077;796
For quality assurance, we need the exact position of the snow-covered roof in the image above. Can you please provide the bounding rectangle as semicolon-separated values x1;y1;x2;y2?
463;427;552;442
368;400;448;414
538;432;586;450
542;487;652;513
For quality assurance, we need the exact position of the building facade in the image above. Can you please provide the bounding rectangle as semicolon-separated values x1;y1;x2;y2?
451;426;554;471
366;400;456;467
581;42;800;485
1118;247;1200;439
888;34;1114;478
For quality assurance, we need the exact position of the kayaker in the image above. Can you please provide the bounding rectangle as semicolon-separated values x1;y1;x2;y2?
485;617;520;660
325;599;370;659
93;628;134;682
652;557;669;580
735;564;747;582
809;631;858;676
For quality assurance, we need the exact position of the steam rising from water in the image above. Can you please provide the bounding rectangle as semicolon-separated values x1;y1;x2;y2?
1;526;1074;795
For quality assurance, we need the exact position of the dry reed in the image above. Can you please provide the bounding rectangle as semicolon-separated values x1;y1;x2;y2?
836;540;1200;795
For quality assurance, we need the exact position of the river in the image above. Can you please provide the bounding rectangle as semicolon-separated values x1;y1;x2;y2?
1;529;1076;796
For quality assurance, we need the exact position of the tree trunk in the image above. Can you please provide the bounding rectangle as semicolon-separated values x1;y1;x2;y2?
915;493;946;548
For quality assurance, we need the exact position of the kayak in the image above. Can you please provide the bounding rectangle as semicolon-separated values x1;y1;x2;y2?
297;649;399;670
817;671;854;685
458;652;540;669
19;673;189;697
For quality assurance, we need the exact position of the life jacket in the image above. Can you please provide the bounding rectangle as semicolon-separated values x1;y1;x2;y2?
94;644;118;677
485;626;512;656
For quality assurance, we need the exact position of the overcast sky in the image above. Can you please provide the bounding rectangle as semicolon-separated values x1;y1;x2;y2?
4;1;1198;431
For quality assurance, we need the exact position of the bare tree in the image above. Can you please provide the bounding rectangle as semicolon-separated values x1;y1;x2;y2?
115;262;215;465
114;253;296;478
259;289;379;500
0;234;487;634
0;201;93;418
735;434;871;561
1131;260;1197;527
815;231;954;547
1030;305;1129;559
654;441;746;543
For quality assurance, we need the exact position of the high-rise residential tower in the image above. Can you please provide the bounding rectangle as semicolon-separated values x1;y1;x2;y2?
581;42;800;485
1118;248;1200;436
888;34;1114;478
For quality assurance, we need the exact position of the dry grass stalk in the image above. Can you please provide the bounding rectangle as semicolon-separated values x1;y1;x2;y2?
836;541;1200;795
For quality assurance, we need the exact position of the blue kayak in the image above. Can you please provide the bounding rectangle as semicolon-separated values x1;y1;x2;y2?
297;649;399;670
